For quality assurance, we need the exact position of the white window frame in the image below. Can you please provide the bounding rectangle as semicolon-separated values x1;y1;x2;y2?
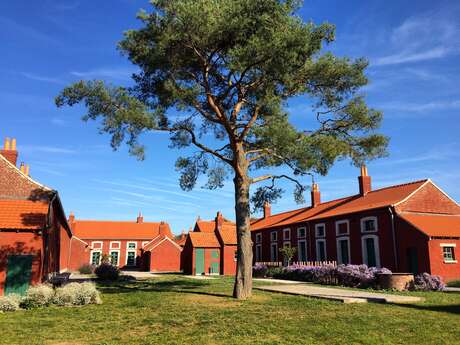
110;241;121;249
297;227;306;238
336;236;351;265
297;239;307;261
91;241;103;249
361;234;381;268
315;223;326;238
316;239;327;261
335;220;350;236
90;250;102;265
255;233;262;244
270;231;278;242
440;243;457;263
283;228;291;241
255;244;262;261
126;241;137;266
361;216;378;233
270;242;278;262
110;250;121;267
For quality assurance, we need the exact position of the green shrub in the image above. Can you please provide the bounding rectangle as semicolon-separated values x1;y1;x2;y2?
0;294;23;312
447;279;460;288
78;264;94;274
21;284;54;309
95;263;120;281
266;266;283;278
53;282;102;306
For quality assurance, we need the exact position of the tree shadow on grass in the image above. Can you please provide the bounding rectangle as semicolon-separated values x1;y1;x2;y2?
388;302;460;315
97;279;232;299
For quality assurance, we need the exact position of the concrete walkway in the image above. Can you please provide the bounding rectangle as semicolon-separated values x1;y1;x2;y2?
256;284;424;304
254;278;304;284
445;287;460;293
186;275;217;280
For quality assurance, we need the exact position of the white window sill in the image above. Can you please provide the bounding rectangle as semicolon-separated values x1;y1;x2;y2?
444;260;458;264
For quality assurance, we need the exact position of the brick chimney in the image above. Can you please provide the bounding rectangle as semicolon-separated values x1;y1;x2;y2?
136;212;144;224
311;183;321;207
358;165;372;196
159;221;171;237
0;137;18;166
215;211;223;230
263;201;271;218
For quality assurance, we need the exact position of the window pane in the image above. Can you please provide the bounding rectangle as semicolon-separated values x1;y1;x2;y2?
337;222;348;235
340;240;349;264
298;241;306;261
91;252;101;265
318;241;326;261
366;238;376;267
128;243;136;249
127;251;136;266
110;251;119;266
443;247;455;260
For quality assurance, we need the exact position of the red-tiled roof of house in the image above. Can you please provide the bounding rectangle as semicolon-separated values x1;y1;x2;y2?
175;234;188;247
398;212;460;238
0;199;49;230
188;231;221;248
70;220;173;240
195;220;216;232
251;180;428;230
218;223;237;245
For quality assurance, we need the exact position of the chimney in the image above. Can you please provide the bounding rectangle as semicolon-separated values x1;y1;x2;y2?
215;211;223;230
358;165;372;196
25;164;30;176
136;212;144;224
159;221;170;237
0;137;19;166
311;183;321;207
68;212;75;223
263;201;271;218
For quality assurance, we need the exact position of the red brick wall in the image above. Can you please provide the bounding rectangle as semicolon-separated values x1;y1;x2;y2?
0;232;43;295
149;239;182;272
67;237;89;271
221;245;237;275
428;239;460;282
397;182;460;214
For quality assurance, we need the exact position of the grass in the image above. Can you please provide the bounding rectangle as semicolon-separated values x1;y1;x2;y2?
0;275;459;345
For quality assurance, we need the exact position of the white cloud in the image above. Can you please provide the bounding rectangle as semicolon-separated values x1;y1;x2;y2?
21;145;77;154
379;100;460;112
20;72;65;85
374;47;450;66
70;67;137;82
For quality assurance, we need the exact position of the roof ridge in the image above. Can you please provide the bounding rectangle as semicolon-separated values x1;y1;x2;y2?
73;219;166;224
369;179;429;194
398;211;460;217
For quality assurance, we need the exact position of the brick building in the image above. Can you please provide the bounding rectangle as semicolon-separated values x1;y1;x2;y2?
251;166;460;282
68;213;182;272
182;212;237;275
0;138;81;295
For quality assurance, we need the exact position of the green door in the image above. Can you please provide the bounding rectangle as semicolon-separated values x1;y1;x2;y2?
210;250;220;274
195;249;205;275
5;255;33;295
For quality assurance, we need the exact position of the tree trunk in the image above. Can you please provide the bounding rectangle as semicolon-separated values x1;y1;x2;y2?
233;146;253;299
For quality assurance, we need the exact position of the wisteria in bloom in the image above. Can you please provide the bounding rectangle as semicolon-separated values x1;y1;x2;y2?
411;273;445;291
252;263;268;278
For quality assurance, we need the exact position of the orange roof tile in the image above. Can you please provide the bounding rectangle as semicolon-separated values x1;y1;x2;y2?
251;180;428;230
70;220;171;240
195;220;216;232
0;199;49;230
188;232;220;248
218;223;237;245
399;212;460;238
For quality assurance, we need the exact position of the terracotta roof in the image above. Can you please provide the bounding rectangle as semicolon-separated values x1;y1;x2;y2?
70;220;172;240
195;220;216;232
251;180;428;230
217;223;237;245
399;212;460;238
0;199;49;230
175;234;188;247
188;231;220;248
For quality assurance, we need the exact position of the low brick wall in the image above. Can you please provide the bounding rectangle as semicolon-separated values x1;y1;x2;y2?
378;273;414;291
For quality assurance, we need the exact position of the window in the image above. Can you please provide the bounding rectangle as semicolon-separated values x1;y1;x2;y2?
283;228;291;241
361;217;378;233
255;233;262;244
316;239;326;261
298;240;307;261
126;251;136;266
441;244;457;263
297;227;306;238
255;244;262;261
336;237;350;264
91;251;101;265
110;241;121;249
335;220;349;236
361;235;380;268
270;243;278;262
110;251;119;266
270;231;278;242
127;242;136;250
315;224;326;238
92;241;103;249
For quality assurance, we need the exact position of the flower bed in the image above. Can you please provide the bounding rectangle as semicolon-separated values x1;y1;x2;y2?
253;263;392;289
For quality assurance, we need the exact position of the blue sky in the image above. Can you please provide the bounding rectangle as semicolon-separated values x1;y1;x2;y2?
1;0;460;234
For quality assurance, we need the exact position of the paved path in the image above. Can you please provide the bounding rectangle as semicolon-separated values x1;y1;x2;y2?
256;284;424;304
254;278;304;284
445;287;460;293
186;275;217;280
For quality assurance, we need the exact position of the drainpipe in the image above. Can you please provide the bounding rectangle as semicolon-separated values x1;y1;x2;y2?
388;207;398;271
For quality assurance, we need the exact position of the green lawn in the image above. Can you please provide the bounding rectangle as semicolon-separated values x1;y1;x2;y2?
1;276;459;345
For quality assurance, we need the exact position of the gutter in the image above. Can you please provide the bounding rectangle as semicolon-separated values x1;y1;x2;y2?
388;206;398;271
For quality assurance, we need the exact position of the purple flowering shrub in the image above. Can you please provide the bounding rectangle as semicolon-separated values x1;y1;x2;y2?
410;273;445;291
270;264;392;288
252;263;268;278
